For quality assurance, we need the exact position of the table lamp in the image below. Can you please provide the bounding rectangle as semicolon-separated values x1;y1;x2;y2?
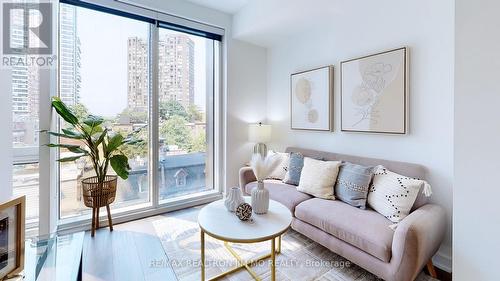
248;122;272;157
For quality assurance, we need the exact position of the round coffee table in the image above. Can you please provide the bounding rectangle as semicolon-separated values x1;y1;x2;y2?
198;197;292;281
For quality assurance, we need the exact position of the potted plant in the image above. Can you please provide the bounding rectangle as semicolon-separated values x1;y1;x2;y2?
46;97;142;236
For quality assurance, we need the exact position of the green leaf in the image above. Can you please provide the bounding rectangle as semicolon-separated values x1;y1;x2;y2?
57;155;85;162
47;143;88;154
92;125;104;135
61;128;84;139
110;154;130;180
81;124;92;136
47;131;83;140
122;138;143;146
94;128;108;147
107;134;124;154
52;97;78;125
82;115;104;127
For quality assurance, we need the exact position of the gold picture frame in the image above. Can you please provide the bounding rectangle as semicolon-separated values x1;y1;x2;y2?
290;65;334;131
0;196;25;279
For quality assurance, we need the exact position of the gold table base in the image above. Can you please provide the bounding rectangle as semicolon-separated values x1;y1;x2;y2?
200;230;282;281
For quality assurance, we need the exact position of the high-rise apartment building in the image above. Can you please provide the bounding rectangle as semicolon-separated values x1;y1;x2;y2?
158;34;194;109
10;6;40;146
10;4;80;146
10;7;30;117
127;37;149;112
127;34;194;111
59;4;81;106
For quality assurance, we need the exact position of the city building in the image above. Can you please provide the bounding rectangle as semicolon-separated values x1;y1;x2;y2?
127;37;148;112
59;4;81;106
10;6;38;146
158;34;194;109
127;34;194;110
11;4;80;147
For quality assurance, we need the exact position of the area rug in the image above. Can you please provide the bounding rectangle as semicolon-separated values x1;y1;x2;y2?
152;207;437;281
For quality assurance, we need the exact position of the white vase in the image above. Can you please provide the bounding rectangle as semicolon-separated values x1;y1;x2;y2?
251;181;269;214
224;187;245;212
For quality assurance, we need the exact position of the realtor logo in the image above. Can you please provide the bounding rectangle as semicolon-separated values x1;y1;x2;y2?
2;2;52;55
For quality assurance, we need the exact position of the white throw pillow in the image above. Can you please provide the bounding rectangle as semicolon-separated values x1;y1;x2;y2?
297;157;341;199
367;166;431;223
267;151;289;180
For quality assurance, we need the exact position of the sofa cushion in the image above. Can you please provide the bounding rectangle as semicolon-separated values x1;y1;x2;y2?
283;152;304;185
334;162;374;209
294;198;394;262
368;165;430;223
297;157;341;199
267;151;289;180
245;180;312;212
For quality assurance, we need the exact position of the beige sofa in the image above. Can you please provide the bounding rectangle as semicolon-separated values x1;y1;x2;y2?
239;147;446;281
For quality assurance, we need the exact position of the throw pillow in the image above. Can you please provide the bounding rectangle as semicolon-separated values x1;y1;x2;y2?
334;163;373;209
267;151;289;180
283;152;304;185
297;157;341;199
367;165;431;223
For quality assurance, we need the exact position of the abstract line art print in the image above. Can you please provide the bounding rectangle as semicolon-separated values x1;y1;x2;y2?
291;66;333;131
341;48;407;134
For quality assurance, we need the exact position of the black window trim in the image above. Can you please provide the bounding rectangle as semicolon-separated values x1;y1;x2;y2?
60;0;223;41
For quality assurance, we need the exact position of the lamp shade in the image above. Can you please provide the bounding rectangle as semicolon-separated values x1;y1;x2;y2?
248;123;271;143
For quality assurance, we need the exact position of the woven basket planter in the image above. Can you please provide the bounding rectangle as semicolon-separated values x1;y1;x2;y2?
81;175;117;236
82;175;117;208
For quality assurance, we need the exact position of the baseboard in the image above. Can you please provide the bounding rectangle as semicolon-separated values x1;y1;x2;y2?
432;249;452;273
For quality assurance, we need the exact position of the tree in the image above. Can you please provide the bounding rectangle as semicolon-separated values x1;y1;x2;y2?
160;116;191;150
115;125;148;158
189;130;206;152
159;100;187;121
70;103;89;120
187;104;203;122
119;109;147;124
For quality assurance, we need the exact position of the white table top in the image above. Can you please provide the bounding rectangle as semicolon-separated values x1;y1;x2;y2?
198;197;292;243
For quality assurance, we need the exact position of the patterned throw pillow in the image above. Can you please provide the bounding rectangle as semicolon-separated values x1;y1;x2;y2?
297;157;341;199
367;166;431;223
267;151;289;180
334;163;373;209
283;152;304;186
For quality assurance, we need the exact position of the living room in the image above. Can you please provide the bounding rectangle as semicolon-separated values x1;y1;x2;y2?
0;0;495;280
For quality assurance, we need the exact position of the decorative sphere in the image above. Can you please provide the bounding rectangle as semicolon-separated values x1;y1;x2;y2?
235;203;252;221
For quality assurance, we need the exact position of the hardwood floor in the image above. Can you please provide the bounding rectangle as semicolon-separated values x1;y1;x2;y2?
82;216;177;281
80;207;450;281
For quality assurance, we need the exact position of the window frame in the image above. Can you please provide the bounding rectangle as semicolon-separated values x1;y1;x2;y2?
50;0;225;231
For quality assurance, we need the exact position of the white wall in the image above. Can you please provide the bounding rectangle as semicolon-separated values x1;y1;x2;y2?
130;0;267;189
0;70;13;202
454;0;500;279
226;40;267;188
259;0;454;271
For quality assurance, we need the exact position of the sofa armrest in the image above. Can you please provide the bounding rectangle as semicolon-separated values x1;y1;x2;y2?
239;167;256;193
389;204;446;281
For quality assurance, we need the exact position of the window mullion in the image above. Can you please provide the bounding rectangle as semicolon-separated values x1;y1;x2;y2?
149;23;159;208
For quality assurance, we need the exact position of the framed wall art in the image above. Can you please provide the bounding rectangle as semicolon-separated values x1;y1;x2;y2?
341;47;408;134
0;196;25;279
290;66;333;131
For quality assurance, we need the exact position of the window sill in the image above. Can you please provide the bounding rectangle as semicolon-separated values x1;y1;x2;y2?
57;190;222;234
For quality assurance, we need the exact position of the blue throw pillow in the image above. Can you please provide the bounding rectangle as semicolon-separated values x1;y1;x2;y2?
283;152;304;186
334;163;374;209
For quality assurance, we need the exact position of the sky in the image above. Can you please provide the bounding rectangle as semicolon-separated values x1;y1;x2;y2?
75;6;209;118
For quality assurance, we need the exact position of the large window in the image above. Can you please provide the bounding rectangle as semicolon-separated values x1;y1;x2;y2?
10;6;42;236
57;2;221;222
58;4;151;219
157;29;215;202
